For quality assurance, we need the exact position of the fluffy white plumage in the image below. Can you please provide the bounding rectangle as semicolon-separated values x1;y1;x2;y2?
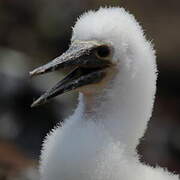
40;7;179;180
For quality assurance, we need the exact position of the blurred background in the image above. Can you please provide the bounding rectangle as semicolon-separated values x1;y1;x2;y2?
0;0;180;179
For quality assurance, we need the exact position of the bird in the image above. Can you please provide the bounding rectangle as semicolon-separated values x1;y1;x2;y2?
30;7;179;180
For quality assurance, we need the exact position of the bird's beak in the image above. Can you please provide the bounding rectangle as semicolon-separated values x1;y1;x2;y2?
30;40;110;107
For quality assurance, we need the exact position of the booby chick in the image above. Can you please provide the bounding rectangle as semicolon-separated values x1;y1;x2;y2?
30;7;179;180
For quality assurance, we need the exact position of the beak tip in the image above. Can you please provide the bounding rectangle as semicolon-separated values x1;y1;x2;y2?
30;103;36;108
31;100;39;108
29;68;45;78
29;71;34;78
31;96;45;108
29;69;38;77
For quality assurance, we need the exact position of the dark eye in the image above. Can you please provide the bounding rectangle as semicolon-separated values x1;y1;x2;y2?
95;45;111;59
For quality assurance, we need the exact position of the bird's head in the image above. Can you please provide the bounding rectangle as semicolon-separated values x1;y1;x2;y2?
30;7;153;107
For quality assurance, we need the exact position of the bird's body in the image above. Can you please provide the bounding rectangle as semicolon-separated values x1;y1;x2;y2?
31;7;179;180
40;95;178;180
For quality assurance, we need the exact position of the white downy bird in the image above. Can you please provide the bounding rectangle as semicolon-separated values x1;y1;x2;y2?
30;7;179;180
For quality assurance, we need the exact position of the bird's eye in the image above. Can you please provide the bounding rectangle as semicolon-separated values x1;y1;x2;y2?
95;45;111;59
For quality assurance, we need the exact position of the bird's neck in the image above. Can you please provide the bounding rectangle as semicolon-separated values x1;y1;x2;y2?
77;62;157;156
